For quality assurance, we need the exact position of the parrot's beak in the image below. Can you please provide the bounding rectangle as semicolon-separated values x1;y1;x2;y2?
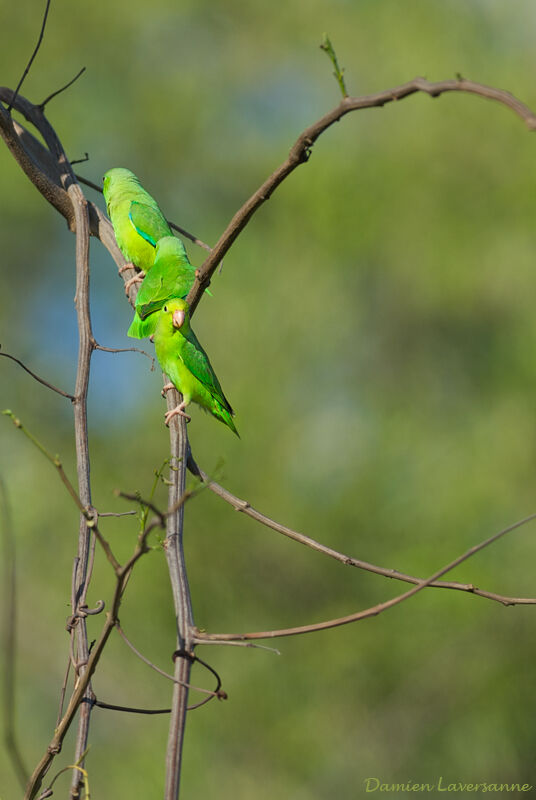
172;308;185;329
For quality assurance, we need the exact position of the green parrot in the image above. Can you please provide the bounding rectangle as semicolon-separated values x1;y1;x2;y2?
102;167;172;290
154;299;239;436
127;236;196;339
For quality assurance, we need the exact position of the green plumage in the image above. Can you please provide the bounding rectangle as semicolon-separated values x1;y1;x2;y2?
102;167;172;271
154;299;239;436
127;236;196;339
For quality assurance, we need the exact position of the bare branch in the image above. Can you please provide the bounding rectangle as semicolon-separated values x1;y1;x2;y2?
23;479;194;800
186;77;536;314
188;454;536;607
75;173;101;194
6;0;52;114
39;67;86;110
92;340;155;369
69;152;89;166
196;513;536;642
0;346;75;400
94;698;171;715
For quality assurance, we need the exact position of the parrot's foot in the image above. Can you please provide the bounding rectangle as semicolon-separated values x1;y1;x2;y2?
124;271;146;294
165;402;191;426
161;382;174;398
195;268;201;279
118;262;135;275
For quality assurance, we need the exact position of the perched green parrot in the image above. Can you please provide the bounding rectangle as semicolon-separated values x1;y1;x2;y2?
127;236;196;339
102;167;172;289
154;299;239;436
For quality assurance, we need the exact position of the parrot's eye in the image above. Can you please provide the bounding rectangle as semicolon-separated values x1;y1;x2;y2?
163;305;168;312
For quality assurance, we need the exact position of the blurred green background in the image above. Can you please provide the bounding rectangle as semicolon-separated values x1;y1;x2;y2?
2;0;536;797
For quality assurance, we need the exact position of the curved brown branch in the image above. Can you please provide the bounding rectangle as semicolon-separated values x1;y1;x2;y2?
186;76;536;315
188;455;536;607
195;513;536;642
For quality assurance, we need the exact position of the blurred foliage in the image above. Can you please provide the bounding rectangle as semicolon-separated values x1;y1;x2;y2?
2;0;536;797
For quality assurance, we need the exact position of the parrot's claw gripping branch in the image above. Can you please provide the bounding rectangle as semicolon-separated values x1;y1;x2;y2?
165;404;192;426
124;271;145;294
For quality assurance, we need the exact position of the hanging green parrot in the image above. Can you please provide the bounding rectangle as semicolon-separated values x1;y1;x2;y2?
127;236;196;339
102;167;172;290
154;299;239;436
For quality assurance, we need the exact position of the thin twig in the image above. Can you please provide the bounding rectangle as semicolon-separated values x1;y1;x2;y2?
188;454;536;607
93;340;155;369
115;623;222;698
6;0;52;114
2;410;86;514
38;760;89;800
0;347;75;400
69;152;88;166
94;698;171;714
168;220;212;253
74;173;101;193
39;67;86;110
116;489;165;524
98;510;136;518
192;637;281;655
197;513;536;642
55;657;71;728
320;34;348;97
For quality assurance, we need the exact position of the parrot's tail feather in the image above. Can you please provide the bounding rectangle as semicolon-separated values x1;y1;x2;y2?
127;312;157;340
213;400;239;437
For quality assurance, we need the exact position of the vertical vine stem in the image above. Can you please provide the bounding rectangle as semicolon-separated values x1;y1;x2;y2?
67;179;94;800
163;386;195;800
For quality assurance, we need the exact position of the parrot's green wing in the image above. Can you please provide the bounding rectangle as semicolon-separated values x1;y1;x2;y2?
127;235;197;339
129;201;171;247
138;275;194;320
180;329;234;415
127;273;195;339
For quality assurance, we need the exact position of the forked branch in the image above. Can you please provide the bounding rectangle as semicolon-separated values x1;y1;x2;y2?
195;512;536;642
188;454;536;607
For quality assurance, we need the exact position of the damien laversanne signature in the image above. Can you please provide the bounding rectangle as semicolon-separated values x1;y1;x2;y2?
363;778;533;793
